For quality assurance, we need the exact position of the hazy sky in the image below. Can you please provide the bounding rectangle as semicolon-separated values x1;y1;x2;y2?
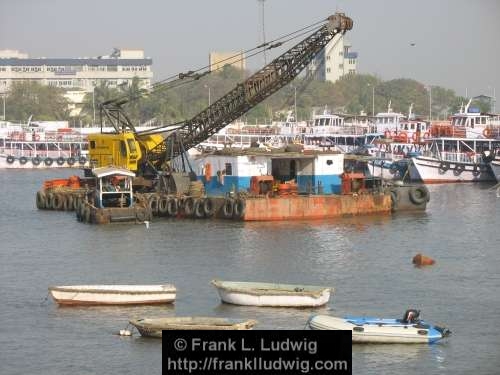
1;0;499;98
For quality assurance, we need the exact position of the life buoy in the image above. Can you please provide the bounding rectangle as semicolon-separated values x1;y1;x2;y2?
6;155;15;164
34;134;40;141
203;198;215;217
423;132;430;139
19;156;28;165
384;130;391;138
78;156;87;165
453;164;465;176
67;157;76;166
36;191;46;209
411;133;418;142
158;196;169;216
57;135;63;141
32;156;41;166
167;198;179;216
44;157;53;166
233;198;246;219
483;128;492;138
399;132;408;142
56;157;65;166
194;199;205;218
409;185;430;205
183;197;196;217
204;163;212;182
222;198;234;219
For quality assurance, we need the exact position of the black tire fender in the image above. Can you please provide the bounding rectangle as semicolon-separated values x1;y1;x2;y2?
409;185;430;205
222;198;234;219
194;199;205;218
158;195;169;216
148;194;159;216
167;197;179;216
32;156;41;166
390;189;400;211
183;197;196;217
233;198;246;219
19;156;28;165
203;198;216;217
44;157;53;166
438;161;449;172
36;191;46;209
6;155;15;164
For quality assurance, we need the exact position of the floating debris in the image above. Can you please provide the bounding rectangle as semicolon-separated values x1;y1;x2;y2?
413;253;435;267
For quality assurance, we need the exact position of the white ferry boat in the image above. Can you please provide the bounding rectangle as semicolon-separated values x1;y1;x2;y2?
0;120;89;169
0;119;162;169
408;101;500;183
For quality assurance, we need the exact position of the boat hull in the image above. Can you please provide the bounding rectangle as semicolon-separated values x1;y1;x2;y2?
48;285;176;305
409;157;494;183
130;317;257;338
490;160;500;182
241;194;390;221
212;280;332;307
308;315;445;344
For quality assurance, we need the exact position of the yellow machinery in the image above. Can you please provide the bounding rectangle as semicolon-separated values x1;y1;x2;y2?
88;132;165;172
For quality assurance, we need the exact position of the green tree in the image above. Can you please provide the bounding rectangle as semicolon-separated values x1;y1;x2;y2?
6;82;69;121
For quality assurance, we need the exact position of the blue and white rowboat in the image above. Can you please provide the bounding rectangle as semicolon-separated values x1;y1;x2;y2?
308;309;450;344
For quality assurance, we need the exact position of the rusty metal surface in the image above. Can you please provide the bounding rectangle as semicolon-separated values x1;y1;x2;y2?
242;193;390;221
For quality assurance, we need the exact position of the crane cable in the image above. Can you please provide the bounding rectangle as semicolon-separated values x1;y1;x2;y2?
105;18;328;106
135;23;328;136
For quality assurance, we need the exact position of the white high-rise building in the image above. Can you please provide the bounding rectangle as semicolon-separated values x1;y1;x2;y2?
0;48;153;94
307;34;357;83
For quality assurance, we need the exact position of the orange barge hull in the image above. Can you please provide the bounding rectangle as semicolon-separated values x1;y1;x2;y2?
242;194;390;221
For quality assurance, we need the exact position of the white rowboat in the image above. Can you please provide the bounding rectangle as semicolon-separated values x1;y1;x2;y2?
48;284;176;305
211;279;332;307
129;317;257;338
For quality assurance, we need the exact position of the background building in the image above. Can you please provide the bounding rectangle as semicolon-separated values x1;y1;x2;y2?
0;48;153;94
209;51;246;72
307;34;357;83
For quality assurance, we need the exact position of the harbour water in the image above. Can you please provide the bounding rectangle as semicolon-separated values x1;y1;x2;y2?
1;169;499;375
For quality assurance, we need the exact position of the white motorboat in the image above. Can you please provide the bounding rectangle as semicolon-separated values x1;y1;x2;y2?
308;309;451;344
211;279;332;307
48;284;176;305
129;317;257;338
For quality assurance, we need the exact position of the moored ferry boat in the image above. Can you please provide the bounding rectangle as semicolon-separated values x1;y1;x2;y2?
408;131;500;183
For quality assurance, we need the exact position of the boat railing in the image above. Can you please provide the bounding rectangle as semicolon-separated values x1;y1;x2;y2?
421;150;482;164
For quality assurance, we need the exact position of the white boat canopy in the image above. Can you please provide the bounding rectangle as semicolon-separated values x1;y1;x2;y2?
92;166;136;178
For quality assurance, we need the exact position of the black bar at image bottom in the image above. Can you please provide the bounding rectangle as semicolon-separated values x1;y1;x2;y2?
163;330;351;375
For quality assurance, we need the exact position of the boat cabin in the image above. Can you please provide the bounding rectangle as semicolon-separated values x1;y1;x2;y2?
190;149;345;196
92;166;135;208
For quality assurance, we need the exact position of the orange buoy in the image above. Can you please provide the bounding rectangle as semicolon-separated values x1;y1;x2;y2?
412;253;435;266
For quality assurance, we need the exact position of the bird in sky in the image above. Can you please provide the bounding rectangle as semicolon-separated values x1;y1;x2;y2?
410;43;416;46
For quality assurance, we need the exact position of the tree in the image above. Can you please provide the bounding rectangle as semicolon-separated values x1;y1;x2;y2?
6;82;70;121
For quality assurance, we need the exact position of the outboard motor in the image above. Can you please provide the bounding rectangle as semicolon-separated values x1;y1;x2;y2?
435;325;452;337
402;309;420;324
